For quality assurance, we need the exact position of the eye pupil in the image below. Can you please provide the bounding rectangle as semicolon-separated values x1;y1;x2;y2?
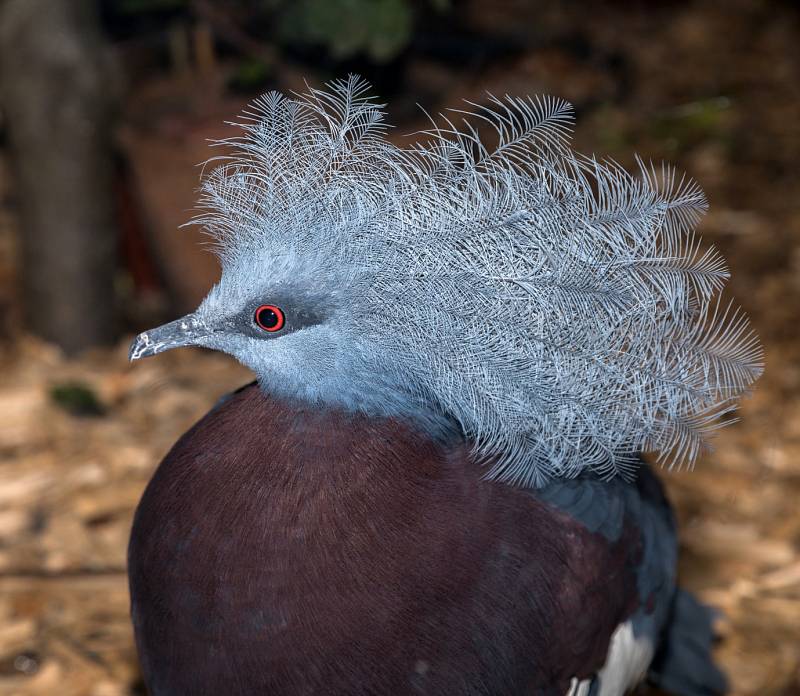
255;305;285;332
258;308;277;328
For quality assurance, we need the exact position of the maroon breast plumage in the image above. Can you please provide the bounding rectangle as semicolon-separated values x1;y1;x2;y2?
129;383;653;695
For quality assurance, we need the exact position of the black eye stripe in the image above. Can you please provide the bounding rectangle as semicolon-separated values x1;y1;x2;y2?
255;305;285;332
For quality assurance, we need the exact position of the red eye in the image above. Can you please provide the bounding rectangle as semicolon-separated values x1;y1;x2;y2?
254;304;285;332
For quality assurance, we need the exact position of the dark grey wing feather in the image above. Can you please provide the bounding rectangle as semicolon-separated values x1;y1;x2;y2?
648;589;728;695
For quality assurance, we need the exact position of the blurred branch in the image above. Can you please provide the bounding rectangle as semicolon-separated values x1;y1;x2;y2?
190;0;279;68
0;0;119;353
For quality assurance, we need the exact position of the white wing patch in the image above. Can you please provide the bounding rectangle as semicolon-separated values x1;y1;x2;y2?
566;676;592;695
565;621;654;696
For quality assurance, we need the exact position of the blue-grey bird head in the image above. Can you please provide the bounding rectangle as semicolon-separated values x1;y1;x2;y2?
130;75;763;487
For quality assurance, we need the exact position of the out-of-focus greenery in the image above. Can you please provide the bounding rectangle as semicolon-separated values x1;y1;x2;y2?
111;0;448;63
229;57;274;92
275;0;413;62
50;382;107;418
650;97;733;153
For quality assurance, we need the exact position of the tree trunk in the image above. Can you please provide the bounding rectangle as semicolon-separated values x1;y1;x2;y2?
0;0;118;353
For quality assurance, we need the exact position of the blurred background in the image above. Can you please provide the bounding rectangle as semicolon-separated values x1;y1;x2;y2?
0;0;797;694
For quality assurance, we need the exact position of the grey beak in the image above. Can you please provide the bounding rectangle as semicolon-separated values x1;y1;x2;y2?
129;313;212;361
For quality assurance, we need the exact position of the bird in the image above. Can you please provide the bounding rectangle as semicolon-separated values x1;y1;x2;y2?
128;75;762;695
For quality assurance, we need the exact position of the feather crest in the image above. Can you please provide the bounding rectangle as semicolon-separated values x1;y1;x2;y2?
192;75;762;486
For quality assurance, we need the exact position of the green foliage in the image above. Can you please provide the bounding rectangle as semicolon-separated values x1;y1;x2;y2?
651;97;733;152
277;0;414;63
50;382;106;418
228;58;273;92
109;0;446;64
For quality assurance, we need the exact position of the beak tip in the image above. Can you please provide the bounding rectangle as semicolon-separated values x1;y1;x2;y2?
128;332;155;362
128;313;207;363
